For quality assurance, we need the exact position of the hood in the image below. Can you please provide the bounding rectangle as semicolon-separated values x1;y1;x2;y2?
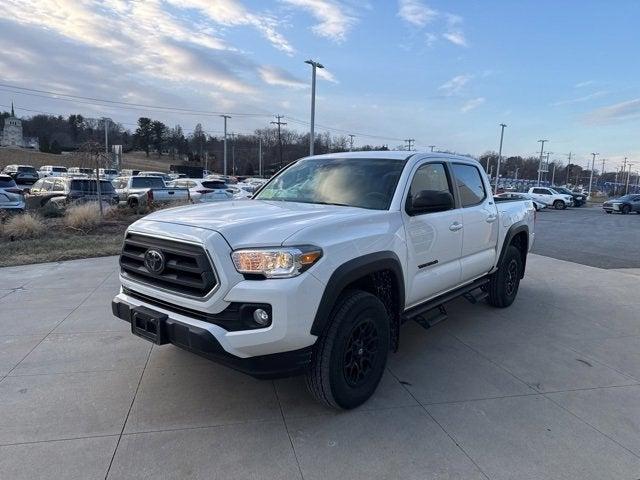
141;199;373;248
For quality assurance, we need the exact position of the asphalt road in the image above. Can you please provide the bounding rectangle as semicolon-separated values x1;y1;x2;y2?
532;204;640;269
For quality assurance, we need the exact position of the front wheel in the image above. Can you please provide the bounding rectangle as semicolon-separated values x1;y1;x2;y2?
621;205;631;214
306;290;390;409
487;245;523;308
553;200;565;210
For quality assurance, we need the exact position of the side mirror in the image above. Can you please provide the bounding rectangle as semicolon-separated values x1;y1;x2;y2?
408;190;454;214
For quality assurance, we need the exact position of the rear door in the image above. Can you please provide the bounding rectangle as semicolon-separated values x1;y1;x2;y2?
452;163;499;281
402;161;463;306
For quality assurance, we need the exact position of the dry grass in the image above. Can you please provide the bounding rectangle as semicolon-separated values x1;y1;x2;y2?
2;212;45;239
63;202;113;233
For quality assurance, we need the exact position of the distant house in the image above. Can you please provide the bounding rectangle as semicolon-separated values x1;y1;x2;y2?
0;103;39;150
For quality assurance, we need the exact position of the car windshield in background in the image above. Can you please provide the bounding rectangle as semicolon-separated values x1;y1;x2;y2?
201;181;227;189
17;166;36;173
52;167;67;172
255;158;406;210
131;177;166;189
70;179;115;192
103;170;117;175
0;177;17;188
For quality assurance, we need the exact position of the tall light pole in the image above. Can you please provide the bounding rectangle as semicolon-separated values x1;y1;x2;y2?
565;152;572;186
305;59;324;156
588;152;598;199
626;162;634;195
103;117;110;157
258;137;263;177
494;123;507;194
537;139;548;186
220;115;231;175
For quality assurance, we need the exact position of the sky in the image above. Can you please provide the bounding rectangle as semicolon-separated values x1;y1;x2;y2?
0;0;639;171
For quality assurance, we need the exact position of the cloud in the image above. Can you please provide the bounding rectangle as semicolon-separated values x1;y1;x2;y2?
259;66;306;89
461;97;485;113
584;98;640;125
281;0;357;41
424;32;437;47
397;0;437;27
397;1;467;47
575;80;594;88
439;74;471;95
316;68;338;83
551;90;608;106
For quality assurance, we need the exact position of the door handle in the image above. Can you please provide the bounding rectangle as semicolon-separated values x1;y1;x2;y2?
449;222;463;232
486;215;497;223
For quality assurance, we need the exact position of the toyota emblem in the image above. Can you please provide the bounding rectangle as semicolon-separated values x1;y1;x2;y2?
144;249;165;274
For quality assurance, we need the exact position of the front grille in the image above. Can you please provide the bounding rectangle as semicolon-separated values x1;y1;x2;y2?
120;233;217;297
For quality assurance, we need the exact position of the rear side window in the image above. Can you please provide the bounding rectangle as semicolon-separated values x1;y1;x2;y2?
71;179;116;192
0;177;17;188
131;177;165;188
452;163;486;207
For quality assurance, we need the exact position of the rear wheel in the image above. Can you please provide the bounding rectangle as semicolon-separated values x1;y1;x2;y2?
487;245;523;308
553;200;565;210
127;198;138;209
306;290;389;409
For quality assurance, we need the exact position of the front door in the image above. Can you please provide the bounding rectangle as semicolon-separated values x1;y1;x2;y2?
402;161;463;307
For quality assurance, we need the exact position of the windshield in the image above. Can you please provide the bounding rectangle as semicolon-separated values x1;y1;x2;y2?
553;187;569;194
131;177;166;188
255;158;406;210
0;177;17;188
52;167;67;172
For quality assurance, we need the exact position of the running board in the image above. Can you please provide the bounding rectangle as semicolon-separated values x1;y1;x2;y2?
413;305;447;330
403;277;490;322
463;289;488;304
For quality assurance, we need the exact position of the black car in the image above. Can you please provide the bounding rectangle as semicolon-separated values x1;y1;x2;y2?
27;177;119;209
552;186;586;206
603;194;640;214
1;164;40;184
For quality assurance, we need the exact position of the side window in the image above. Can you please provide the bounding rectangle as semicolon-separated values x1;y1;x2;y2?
532;188;545;194
409;163;452;198
452;163;486;207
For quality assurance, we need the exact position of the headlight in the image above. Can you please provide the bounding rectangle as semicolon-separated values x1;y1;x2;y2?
231;246;323;278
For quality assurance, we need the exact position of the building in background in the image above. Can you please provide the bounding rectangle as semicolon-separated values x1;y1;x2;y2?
0;103;39;150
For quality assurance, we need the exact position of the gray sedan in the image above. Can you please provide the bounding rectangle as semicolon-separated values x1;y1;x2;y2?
0;175;26;213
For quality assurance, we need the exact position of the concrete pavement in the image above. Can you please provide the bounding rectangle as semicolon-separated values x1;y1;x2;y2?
1;254;640;479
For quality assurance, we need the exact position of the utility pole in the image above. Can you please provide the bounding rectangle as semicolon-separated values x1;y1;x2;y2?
588;152;598;199
565;152;572;185
305;59;324;156
258;137;263;177
220;115;231;175
551;161;557;186
514;167;519;180
494;123;507;194
626;162;634;195
103;118;110;156
404;138;415;151
271;115;287;170
537;139;548;186
348;134;355;151
428;145;436;152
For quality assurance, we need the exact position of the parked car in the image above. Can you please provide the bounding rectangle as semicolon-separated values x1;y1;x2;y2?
38;165;68;178
527;187;573;209
137;171;172;183
120;169;141;176
551;186;586;207
168;178;233;203
0;174;25;213
495;192;546;211
112;176;190;209
602;194;640;214
67;167;96;176
1;164;40;184
98;168;119;181
112;152;535;409
26;177;119;209
225;185;254;199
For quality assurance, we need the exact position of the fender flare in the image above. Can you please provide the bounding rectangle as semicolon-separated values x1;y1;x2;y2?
498;223;529;277
310;251;405;336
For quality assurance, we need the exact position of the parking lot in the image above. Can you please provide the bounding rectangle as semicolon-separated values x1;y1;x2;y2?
2;229;640;479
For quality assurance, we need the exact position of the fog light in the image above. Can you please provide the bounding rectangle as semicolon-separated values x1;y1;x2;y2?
253;308;270;326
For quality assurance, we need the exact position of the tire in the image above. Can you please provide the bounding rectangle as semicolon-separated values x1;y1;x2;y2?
306;290;390;409
553;200;565;210
487;245;523;308
621;205;631;214
127;198;138;209
606;211;612;214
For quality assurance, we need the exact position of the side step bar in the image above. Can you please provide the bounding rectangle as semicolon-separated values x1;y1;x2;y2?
403;277;490;323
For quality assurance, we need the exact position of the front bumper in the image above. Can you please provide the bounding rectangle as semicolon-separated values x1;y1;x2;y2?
112;297;313;379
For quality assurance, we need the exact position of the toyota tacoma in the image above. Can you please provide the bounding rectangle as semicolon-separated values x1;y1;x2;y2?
112;152;535;409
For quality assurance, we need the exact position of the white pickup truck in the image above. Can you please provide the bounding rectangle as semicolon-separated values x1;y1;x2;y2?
112;176;190;209
113;152;535;408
